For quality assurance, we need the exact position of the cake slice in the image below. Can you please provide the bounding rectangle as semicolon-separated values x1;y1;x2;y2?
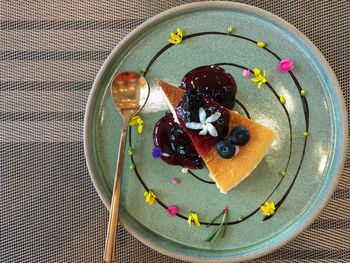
157;79;276;193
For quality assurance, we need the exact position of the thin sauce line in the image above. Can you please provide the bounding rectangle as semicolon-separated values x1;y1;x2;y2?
131;31;310;224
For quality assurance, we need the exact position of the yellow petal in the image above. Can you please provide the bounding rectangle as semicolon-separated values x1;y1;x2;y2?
136;118;143;125
270;202;275;210
194;218;200;227
168;39;177;44
188;215;192;225
144;191;148;197
138;124;143;134
149;197;155;205
130;116;140;126
251;77;259;82
145;194;150;203
170;32;176;39
262;77;267;83
253;68;261;76
190;213;200;226
260;205;267;212
129;119;138;126
258;81;263;89
177;35;182;41
177;28;182;37
263;70;266;77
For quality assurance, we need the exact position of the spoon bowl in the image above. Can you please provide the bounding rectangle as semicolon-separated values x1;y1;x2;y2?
111;71;149;115
104;71;149;262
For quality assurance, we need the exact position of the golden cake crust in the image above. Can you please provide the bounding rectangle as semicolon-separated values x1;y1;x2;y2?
157;79;276;193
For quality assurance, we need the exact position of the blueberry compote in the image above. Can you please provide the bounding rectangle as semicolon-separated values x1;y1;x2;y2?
152;65;236;167
176;91;229;156
153;113;203;169
180;65;237;109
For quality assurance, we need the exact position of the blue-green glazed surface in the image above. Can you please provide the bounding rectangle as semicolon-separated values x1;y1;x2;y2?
84;2;347;262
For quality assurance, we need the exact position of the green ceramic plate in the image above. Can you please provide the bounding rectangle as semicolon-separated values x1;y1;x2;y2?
84;2;347;262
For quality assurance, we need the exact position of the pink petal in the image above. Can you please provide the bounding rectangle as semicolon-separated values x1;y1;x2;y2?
166;205;178;217
242;69;250;78
171;178;179;184
280;59;293;63
277;59;294;72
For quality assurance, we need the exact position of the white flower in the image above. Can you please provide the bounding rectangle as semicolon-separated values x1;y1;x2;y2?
185;107;221;137
181;168;189;174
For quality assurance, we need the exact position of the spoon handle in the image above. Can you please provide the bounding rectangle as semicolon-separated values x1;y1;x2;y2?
104;119;129;262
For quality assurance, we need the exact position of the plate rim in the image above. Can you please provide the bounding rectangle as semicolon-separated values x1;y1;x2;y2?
83;1;348;262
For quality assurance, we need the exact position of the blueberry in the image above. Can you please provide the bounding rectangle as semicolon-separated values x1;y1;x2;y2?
212;85;235;109
216;139;236;159
230;126;250;146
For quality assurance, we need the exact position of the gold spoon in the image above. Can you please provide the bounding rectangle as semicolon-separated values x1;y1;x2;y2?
104;71;149;262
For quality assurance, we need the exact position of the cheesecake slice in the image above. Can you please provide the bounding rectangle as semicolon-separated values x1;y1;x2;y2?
157;79;276;193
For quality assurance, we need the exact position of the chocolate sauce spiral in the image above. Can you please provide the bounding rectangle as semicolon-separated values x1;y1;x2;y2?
128;31;309;225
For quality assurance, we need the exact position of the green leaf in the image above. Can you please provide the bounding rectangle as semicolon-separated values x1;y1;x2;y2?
206;210;224;227
204;208;230;247
205;224;223;244
221;212;228;238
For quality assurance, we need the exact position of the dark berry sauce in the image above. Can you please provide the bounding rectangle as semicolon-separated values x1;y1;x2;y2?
176;97;229;156
153;113;203;169
180;65;237;109
153;65;236;167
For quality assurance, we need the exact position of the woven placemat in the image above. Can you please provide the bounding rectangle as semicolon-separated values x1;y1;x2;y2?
1;0;349;262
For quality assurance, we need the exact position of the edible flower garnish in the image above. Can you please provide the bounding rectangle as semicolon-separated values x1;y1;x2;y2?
185;107;221;137
227;26;233;34
251;68;267;89
171;178;179;184
257;41;266;47
152;146;163;158
277;59;294;72
181;168;189;174
205;207;228;246
260;201;275;216
166;206;178;217
129;116;143;133
300;89;306;96
242;69;250;78
144;190;156;206
188;211;200;227
280;96;286;105
168;28;183;44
